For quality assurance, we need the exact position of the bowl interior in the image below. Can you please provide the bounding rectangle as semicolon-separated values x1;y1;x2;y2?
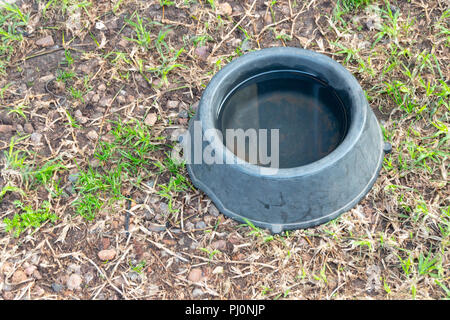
217;70;350;169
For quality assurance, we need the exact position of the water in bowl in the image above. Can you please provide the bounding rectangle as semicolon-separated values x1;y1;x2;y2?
218;70;349;168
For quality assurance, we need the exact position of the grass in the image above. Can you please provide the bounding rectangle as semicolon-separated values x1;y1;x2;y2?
0;2;29;74
125;14;152;49
7;103;29;121
0;0;448;300
72;117;192;221
56;69;76;82
73;119;176;220
154;156;191;213
324;0;449;299
123;15;187;86
43;0;92;16
4;200;58;237
31;160;66;186
0;184;25;201
159;0;175;7
129;259;147;274
199;247;220;261
1;135;67;236
240;218;276;243
149;28;186;85
333;0;372;25
3;135;31;176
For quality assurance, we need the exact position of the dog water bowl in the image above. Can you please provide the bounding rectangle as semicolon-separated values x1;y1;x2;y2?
184;47;389;233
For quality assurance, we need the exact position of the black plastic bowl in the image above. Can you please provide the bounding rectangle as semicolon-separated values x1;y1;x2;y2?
184;47;389;233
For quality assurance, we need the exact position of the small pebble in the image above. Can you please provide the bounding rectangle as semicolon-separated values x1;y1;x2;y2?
144;113;157;126
145;180;155;188
24;123;34;134
30;132;42;145
0;110;13;124
36;35;54;47
0;125;14;134
15;124;24;133
147;223;166;232
211;240;227;250
87;130;98;141
67;263;81;274
84;271;94;285
74;110;83;118
190;241;199;250
101;237;110;250
11;270;27;284
167;100;179;109
67;274;82;290
0;261;13;275
24;265;37;276
240;39;252;52
209;204;220;217
231;38;242;47
194;46;209;60
127;271;140;282
91;93;100;103
185;221;194;231
218;2;233;16
98;248;116;261
178;109;189;119
188;268;203;282
195;221;207;229
99;96;112;107
51;283;63;292
77;116;88;124
159;202;169;215
68;173;79;183
32;270;42;280
212;266;224;274
85;91;95;102
192;288;204;297
95;21;107;30
65;185;75;195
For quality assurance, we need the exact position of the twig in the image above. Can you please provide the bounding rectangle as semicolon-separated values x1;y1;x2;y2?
17;47;65;63
93;85;125;153
257;11;303;41
176;276;220;296
303;235;313;247
110;246;132;279
83;254;125;298
181;252;276;269
144;234;190;263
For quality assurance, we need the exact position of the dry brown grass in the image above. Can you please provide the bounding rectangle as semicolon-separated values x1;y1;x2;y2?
0;0;448;300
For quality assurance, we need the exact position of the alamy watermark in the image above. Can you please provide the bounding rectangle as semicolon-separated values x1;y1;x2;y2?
170;121;280;175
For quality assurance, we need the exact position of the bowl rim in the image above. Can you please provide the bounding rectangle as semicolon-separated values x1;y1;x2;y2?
198;47;367;178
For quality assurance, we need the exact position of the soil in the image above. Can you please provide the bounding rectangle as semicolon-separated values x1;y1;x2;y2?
0;0;448;300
